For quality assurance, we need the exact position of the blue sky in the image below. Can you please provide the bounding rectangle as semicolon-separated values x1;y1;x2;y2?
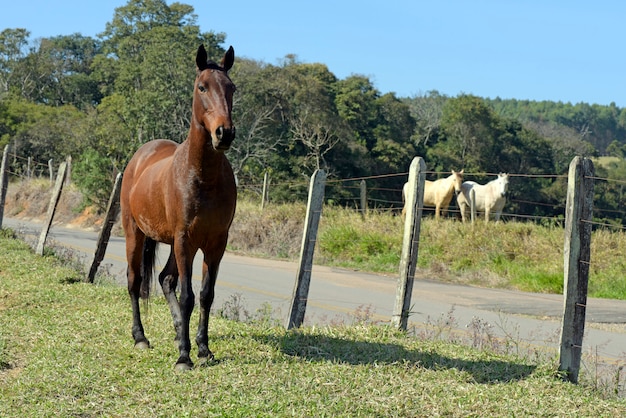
2;0;625;107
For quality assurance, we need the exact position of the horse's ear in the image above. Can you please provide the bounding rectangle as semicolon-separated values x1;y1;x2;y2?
196;44;208;71
221;46;234;72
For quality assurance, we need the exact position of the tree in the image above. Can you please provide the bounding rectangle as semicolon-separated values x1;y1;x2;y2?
370;93;417;173
285;63;343;175
35;34;102;108
433;94;498;173
0;28;32;98
335;75;379;151
95;0;227;143
0;96;88;173
406;90;447;148
227;59;286;185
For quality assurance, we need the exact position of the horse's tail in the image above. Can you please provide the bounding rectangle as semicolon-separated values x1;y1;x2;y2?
140;237;158;300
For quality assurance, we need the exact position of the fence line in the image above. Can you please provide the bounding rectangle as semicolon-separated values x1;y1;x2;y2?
237;171;626;229
5;148;626;229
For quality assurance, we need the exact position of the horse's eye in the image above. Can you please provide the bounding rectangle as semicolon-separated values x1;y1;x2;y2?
198;84;207;93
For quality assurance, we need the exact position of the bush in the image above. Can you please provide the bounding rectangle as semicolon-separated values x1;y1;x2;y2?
72;148;117;212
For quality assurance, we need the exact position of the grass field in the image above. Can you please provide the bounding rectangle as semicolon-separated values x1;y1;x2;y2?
1;228;626;416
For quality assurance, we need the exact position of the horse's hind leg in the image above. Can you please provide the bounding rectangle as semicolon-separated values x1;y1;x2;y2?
125;230;150;349
159;249;183;341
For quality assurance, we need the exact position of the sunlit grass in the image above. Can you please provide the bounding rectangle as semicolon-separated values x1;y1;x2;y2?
1;230;626;415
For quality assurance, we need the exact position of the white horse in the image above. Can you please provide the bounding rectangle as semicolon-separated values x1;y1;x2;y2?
402;170;464;219
456;173;509;223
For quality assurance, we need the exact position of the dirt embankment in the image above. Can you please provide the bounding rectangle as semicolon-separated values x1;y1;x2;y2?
3;180;117;233
3;180;302;260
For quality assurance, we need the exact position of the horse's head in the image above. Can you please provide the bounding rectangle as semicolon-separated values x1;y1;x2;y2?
497;173;509;197
452;169;464;195
193;44;236;151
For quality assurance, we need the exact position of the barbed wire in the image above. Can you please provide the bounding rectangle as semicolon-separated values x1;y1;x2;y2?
7;151;51;168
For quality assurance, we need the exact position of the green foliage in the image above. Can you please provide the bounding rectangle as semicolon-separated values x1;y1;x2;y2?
72;148;117;212
317;207;402;272
0;95;88;167
2;0;626;225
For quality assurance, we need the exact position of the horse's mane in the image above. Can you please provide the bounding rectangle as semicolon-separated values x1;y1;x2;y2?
203;61;225;71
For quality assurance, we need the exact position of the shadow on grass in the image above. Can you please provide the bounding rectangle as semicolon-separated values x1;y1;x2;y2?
258;331;536;384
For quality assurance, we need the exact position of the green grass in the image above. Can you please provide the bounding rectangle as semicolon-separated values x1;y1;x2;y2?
1;229;626;416
282;205;625;299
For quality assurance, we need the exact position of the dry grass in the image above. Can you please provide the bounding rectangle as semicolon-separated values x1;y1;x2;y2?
4;178;107;231
4;180;626;299
228;198;306;259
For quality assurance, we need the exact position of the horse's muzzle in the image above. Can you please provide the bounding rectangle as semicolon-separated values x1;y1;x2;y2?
214;125;236;150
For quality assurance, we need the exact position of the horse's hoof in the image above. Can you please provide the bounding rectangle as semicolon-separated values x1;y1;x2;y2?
135;341;151;350
174;362;194;372
197;355;218;368
198;346;214;360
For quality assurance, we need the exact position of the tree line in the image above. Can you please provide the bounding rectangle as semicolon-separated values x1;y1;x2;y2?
1;0;626;224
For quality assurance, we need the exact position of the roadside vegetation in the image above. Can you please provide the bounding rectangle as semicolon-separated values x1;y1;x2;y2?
229;194;626;301
1;229;625;416
5;180;626;301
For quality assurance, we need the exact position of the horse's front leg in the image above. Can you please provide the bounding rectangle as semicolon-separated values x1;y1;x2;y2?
434;203;441;219
196;258;219;360
173;243;195;371
459;205;467;223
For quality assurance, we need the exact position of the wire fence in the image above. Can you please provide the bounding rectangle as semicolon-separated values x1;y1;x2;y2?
239;167;626;234
5;151;53;178
5;147;626;233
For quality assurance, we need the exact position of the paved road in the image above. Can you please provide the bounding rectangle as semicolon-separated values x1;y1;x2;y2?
3;217;626;365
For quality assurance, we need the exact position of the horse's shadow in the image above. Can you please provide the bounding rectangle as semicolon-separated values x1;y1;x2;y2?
255;331;536;384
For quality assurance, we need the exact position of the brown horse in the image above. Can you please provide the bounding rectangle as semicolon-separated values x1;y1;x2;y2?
120;45;237;371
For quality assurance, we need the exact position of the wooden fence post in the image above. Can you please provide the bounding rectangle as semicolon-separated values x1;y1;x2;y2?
48;159;54;183
0;145;9;228
86;173;123;283
558;156;594;383
261;171;269;210
65;156;72;185
360;179;368;217
392;157;426;330
35;160;68;256
287;169;326;329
